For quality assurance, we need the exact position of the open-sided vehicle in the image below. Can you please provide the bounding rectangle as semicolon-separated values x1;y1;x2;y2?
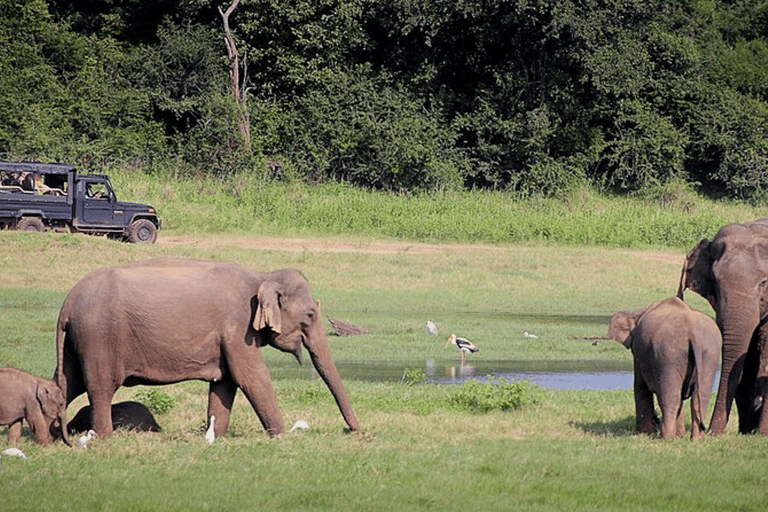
0;161;161;243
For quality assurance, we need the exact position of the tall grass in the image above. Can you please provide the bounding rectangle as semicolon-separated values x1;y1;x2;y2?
110;169;763;248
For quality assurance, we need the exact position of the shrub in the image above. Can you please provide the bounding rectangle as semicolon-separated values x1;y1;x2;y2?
401;367;427;385
448;377;541;413
135;388;177;415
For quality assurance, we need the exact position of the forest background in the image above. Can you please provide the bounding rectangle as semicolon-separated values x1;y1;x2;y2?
1;0;768;203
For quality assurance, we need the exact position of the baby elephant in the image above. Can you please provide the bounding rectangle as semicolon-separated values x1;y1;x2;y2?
607;297;721;440
0;367;69;445
67;401;161;434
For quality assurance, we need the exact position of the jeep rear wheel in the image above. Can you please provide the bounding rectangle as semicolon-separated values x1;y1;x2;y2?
126;219;158;244
17;217;45;232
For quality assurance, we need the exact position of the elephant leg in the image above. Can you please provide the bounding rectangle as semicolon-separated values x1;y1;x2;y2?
208;378;237;438
657;381;684;439
736;337;761;434
228;349;284;436
754;323;768;435
87;390;116;437
25;405;55;445
7;420;22;444
634;377;656;435
659;402;685;439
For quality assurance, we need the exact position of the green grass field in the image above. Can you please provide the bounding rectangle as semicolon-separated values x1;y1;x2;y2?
1;185;767;511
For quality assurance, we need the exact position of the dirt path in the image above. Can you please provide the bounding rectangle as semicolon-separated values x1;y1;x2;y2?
158;234;685;263
158;235;495;255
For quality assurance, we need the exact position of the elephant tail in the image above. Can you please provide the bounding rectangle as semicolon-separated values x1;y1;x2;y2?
690;338;713;435
55;305;72;447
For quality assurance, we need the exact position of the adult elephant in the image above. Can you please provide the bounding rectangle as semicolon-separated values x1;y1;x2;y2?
678;218;768;435
607;297;721;440
54;257;359;439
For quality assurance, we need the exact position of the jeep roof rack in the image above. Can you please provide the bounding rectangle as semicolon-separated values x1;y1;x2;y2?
0;161;75;174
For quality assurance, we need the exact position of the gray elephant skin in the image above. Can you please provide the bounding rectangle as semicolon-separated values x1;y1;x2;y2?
67;401;161;435
55;257;360;439
678;218;768;435
0;367;70;445
607;297;721;440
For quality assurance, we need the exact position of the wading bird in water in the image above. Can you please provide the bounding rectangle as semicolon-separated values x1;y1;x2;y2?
445;333;479;365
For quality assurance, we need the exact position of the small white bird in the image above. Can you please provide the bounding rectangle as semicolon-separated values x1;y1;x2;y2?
78;430;96;449
1;448;27;459
524;331;539;339
289;420;309;432
206;415;216;444
425;320;439;336
0;448;27;476
445;333;480;364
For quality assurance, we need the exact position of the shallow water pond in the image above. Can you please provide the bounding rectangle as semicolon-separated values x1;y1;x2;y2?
269;358;636;390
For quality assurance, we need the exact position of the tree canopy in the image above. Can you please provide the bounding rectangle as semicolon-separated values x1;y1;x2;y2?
1;0;767;200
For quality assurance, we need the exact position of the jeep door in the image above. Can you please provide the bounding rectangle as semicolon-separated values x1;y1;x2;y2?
78;180;114;224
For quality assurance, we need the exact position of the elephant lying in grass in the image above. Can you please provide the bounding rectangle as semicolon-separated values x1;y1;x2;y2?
607;297;721;440
55;257;359;440
67;401;161;435
0;367;69;445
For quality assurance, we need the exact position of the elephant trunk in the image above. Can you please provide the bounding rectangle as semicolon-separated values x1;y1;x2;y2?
59;408;71;446
710;295;760;435
306;319;360;432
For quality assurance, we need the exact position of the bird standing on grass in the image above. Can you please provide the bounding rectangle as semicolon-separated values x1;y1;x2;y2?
426;321;439;336
78;430;96;449
445;333;479;364
289;420;309;432
206;416;216;444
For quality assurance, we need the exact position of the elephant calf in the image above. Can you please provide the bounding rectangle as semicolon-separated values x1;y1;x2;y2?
607;297;721;440
0;367;69;445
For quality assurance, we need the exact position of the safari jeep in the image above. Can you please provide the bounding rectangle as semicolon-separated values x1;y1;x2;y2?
0;161;161;243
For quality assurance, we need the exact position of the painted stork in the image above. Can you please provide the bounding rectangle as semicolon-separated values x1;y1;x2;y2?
206;415;216;444
425;320;439;335
445;333;479;364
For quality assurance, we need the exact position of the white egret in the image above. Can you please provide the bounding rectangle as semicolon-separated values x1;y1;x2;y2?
289;420;309;432
206;416;216;444
1;448;26;459
445;333;480;364
0;448;27;476
425;321;439;336
78;430;96;449
524;332;539;339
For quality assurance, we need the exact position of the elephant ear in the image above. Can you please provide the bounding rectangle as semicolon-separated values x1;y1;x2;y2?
678;238;716;309
607;311;636;348
254;281;282;334
36;382;60;418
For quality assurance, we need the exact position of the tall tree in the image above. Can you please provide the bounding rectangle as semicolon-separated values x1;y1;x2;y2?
219;0;251;149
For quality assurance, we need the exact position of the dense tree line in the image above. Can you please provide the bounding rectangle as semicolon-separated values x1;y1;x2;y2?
1;0;767;200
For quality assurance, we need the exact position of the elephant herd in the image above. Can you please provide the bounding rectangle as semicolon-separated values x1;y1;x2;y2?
2;219;768;446
608;218;768;439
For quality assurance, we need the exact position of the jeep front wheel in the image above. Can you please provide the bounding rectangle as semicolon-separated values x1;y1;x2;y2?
17;217;45;232
125;219;157;244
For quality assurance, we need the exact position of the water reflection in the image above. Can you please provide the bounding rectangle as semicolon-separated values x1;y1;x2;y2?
268;359;636;390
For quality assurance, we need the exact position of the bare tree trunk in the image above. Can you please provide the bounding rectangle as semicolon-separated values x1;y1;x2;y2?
219;0;251;150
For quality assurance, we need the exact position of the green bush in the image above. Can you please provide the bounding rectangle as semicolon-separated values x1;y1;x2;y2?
135;388;177;415
448;377;541;413
401;367;427;385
